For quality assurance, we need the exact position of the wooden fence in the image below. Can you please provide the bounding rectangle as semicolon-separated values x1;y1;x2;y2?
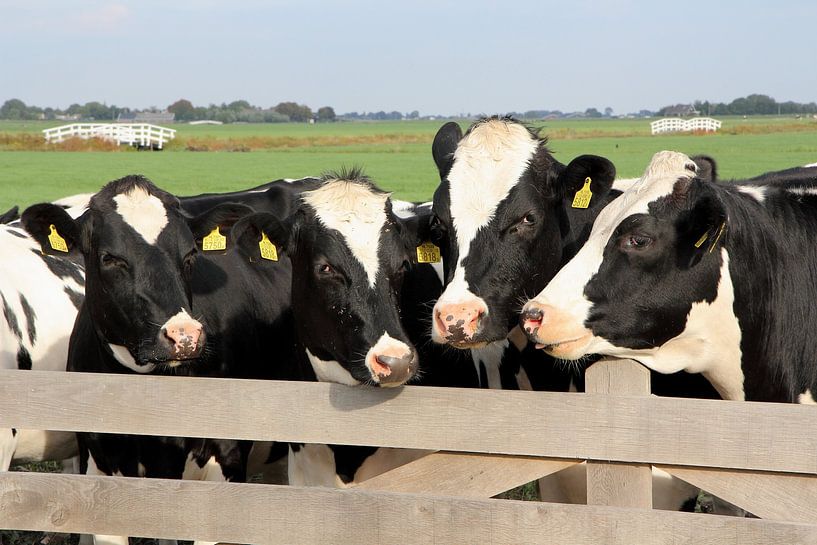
42;124;176;149
1;360;816;544
650;117;722;135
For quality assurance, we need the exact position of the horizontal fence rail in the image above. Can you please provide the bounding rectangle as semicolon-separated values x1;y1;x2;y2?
3;473;816;545
2;369;817;474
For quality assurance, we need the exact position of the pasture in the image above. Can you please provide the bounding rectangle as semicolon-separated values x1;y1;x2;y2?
1;116;817;209
4;116;817;543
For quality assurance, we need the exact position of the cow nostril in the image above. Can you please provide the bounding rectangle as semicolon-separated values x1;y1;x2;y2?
522;308;544;327
434;310;447;334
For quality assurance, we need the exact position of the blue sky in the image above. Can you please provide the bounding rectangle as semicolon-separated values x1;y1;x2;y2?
1;0;815;115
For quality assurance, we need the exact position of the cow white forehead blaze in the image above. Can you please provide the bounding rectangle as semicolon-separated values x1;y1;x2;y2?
112;186;168;245
302;180;389;288
448;120;539;267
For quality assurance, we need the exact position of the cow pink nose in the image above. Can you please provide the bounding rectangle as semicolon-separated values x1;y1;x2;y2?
162;320;204;358
434;302;485;343
520;305;545;335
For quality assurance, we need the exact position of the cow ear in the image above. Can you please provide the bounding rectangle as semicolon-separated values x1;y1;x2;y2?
187;203;255;242
21;203;81;255
691;155;718;183
557;155;616;207
432;122;463;179
0;206;19;224
231;212;292;262
676;186;728;268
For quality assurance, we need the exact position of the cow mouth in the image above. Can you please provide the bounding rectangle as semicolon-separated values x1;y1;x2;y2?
535;333;593;360
447;339;489;350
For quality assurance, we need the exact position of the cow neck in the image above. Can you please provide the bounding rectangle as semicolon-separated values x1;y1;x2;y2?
714;184;817;401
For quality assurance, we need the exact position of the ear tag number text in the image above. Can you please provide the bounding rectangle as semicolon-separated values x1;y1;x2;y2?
416;241;441;264
259;232;278;261
571;177;593;209
203;226;227;251
48;224;68;253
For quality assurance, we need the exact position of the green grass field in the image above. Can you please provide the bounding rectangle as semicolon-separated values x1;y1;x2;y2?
2;117;816;210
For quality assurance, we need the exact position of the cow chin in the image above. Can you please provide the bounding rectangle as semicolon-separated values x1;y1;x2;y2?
538;333;594;361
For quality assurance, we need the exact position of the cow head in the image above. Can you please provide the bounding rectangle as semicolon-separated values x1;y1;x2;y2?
520;151;737;393
232;170;420;387
22;175;250;372
429;117;615;348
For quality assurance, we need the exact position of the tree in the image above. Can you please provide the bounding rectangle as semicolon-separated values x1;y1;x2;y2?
317;106;336;122
604;107;614;117
0;99;28;120
584;107;602;118
168;99;195;121
274;102;313;122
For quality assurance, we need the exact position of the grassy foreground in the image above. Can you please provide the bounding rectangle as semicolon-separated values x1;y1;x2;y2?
1;118;816;210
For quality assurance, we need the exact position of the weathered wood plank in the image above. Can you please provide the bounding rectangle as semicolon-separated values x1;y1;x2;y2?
659;465;817;523
1;369;817;474
2;473;816;545
353;452;578;497
586;360;652;508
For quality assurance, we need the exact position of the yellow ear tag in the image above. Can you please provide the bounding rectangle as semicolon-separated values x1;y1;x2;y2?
416;241;441;264
259;232;278;261
47;224;68;253
571;177;593;209
694;231;709;248
202;226;227;251
708;222;726;254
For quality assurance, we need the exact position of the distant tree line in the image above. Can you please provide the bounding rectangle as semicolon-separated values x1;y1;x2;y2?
660;94;817;117
340;110;419;121
0;98;338;123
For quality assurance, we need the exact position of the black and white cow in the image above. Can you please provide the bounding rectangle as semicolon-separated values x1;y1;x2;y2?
22;176;293;545
1;208;85;471
231;170;470;486
521;150;817;404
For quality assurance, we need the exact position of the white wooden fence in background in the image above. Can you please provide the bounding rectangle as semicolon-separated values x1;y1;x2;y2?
651;117;722;135
42;123;176;149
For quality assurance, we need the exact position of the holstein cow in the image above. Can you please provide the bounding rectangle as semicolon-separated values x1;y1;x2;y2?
521;150;817;403
428;117;619;390
0;214;85;471
231;170;469;486
22;176;285;545
427;118;722;510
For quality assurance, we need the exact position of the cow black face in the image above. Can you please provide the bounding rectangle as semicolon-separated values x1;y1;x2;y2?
521;152;733;377
22;176;251;372
233;174;420;387
429;118;615;347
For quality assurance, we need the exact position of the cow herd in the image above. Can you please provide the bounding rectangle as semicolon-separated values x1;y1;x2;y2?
3;116;817;544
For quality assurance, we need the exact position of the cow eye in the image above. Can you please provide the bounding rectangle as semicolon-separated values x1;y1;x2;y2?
621;234;653;250
521;213;535;225
100;253;128;269
319;263;334;275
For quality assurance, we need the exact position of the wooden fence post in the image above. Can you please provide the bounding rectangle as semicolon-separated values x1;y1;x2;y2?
585;358;652;508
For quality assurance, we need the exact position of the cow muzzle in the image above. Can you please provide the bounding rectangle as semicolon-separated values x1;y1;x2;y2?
160;310;205;361
432;299;488;347
366;334;417;387
520;301;593;360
